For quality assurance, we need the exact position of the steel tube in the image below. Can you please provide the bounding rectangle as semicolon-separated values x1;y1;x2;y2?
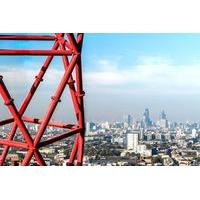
66;34;79;53
0;42;59;165
67;34;85;165
33;54;79;147
0;35;56;40
21;150;34;166
57;34;81;117
0;118;14;126
22;116;77;129
0;49;72;56
34;149;46;166
38;128;82;148
0;33;85;166
0;79;33;146
0;139;28;149
68;136;79;164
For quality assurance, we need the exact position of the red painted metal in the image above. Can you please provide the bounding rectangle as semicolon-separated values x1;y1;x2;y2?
0;116;77;129
22;116;77;129
0;35;56;40
38;128;83;148
0;33;85;166
0;49;72;55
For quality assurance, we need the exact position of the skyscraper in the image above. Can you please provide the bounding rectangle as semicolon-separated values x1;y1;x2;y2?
160;110;166;119
139;128;144;141
159;110;168;128
123;114;133;128
142;108;152;128
86;122;96;133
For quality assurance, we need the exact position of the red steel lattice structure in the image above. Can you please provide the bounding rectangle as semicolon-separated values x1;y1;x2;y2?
0;33;85;166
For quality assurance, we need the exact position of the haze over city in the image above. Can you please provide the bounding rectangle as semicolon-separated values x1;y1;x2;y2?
1;34;200;122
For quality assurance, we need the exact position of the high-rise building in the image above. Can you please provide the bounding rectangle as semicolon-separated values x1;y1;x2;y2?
123;114;133;128
86;122;96;133
192;129;197;138
139;128;144;140
142;108;152;128
159;110;168;128
160;110;166;119
126;131;138;151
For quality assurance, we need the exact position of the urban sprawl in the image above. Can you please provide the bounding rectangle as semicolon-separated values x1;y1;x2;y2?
1;108;200;166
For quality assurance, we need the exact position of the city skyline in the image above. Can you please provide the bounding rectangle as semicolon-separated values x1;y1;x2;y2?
2;34;200;122
88;108;194;125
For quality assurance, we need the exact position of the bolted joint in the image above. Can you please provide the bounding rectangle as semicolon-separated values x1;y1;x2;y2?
72;50;80;56
55;34;65;45
72;49;75;54
60;38;66;45
35;75;43;82
82;126;86;132
51;96;61;103
68;80;75;86
29;146;36;151
4;98;14;106
33;118;39;123
76;91;85;97
66;162;74;166
41;66;46;72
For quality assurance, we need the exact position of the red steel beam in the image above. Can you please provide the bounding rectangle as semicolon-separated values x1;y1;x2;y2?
34;149;46;166
56;34;85;166
68;136;79;165
22;116;77;129
21;149;34;166
66;34;79;53
76;34;85;166
0;77;46;166
0;118;14;126
56;34;81;117
0;139;28;149
38;128;83;148
20;53;79;164
0;49;73;56
68;33;85;165
0;35;56;41
0;41;60;165
0;116;78;130
0;33;85;166
0;77;34;146
33;54;79;147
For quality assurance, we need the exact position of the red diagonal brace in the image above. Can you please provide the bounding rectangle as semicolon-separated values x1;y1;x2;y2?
0;33;85;166
0;41;60;165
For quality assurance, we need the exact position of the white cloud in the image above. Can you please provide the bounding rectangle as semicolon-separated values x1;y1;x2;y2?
0;66;76;121
0;67;63;89
85;56;200;94
2;55;200;96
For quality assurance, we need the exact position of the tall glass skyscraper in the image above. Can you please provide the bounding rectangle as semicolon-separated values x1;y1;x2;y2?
142;108;152;128
123;114;133;128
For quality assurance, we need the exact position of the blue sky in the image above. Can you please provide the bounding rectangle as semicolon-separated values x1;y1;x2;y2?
2;33;200;68
84;33;200;66
1;33;200;122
